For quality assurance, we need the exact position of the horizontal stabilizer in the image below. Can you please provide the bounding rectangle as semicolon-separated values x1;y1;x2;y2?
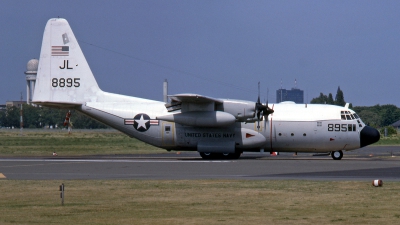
31;101;82;109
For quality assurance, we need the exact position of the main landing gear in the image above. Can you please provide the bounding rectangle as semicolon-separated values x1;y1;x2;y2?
331;150;343;160
199;152;242;160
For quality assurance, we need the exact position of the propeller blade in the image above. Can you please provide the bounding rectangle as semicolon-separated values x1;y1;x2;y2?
255;82;274;131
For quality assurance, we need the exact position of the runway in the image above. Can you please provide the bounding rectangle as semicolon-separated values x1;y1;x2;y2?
0;146;399;181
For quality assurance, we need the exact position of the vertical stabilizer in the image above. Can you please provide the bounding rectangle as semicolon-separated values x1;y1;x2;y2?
33;18;102;107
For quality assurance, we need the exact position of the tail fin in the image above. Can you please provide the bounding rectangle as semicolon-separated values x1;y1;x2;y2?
33;18;102;108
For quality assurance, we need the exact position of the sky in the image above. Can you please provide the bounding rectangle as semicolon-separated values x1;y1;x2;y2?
1;0;400;107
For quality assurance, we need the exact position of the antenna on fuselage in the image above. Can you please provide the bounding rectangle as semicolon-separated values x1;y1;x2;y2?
163;79;168;103
280;79;283;103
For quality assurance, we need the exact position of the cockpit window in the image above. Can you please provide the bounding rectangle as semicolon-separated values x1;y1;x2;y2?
341;111;358;120
341;111;350;120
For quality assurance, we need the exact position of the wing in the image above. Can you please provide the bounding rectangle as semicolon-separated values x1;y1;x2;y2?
158;93;256;127
165;93;223;112
169;93;224;104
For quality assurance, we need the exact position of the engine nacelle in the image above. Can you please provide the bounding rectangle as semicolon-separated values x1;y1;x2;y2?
219;100;255;121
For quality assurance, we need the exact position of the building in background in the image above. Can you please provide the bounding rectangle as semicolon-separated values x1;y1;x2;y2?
276;79;304;103
5;101;25;108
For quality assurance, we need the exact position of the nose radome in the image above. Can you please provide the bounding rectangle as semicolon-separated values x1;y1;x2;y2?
360;126;380;147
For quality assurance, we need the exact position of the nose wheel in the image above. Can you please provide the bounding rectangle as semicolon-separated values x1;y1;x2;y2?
331;150;343;160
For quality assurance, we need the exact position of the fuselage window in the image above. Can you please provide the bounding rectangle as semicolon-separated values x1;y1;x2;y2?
346;115;351;120
165;126;171;132
303;133;306;136
317;122;322;126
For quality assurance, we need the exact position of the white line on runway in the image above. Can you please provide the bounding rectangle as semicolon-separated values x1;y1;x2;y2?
0;159;232;163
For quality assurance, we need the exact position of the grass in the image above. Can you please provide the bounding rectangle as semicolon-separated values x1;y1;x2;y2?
1;129;400;224
375;133;400;146
0;180;399;224
0;129;166;156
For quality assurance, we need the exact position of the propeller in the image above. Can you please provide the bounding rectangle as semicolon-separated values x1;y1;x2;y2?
255;82;274;130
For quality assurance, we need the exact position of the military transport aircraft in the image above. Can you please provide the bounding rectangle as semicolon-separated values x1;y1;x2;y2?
32;18;380;160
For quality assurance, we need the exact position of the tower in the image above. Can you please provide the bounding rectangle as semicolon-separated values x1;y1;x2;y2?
25;59;38;104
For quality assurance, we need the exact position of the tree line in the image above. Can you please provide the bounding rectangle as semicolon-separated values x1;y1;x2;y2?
310;86;351;107
1;88;400;130
0;104;108;129
310;86;400;128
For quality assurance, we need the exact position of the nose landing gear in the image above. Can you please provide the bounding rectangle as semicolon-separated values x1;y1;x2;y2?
331;150;343;160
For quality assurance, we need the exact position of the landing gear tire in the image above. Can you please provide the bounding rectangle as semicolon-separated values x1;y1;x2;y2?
331;150;343;160
199;152;242;160
230;152;242;159
221;152;242;159
200;152;214;159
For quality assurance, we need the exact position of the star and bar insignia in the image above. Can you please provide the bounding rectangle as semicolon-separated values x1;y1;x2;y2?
124;113;159;132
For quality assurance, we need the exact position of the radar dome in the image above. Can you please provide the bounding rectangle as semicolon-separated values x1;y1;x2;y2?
26;59;39;73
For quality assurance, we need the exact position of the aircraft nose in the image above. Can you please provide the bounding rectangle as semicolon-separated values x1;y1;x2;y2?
360;126;380;147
